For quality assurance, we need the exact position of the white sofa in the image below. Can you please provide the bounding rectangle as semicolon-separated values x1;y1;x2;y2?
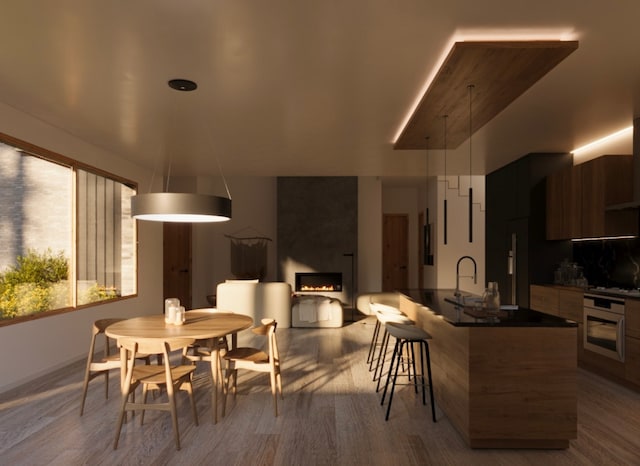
291;294;343;328
216;281;292;328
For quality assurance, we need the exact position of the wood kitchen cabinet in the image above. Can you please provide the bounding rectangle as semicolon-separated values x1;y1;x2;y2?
625;300;640;385
530;284;560;315
532;286;640;390
529;285;582;322
546;154;637;240
582;155;637;238
546;164;581;240
530;285;582;365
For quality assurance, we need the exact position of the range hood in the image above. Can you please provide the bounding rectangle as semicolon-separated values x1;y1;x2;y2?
606;117;640;211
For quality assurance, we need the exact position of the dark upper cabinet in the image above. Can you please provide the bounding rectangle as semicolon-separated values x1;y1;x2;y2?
486;153;573;308
546;155;638;240
546;164;582;240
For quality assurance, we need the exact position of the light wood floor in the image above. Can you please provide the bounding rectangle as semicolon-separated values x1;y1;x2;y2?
1;315;640;465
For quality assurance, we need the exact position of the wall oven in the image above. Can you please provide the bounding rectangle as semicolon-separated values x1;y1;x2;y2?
583;293;625;362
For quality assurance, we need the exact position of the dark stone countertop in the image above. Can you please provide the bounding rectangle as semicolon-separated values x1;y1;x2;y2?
400;288;578;327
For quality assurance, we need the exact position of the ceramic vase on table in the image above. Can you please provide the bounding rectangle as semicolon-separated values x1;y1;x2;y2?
164;298;180;324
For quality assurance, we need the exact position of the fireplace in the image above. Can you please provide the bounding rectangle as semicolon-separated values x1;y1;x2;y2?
295;272;342;292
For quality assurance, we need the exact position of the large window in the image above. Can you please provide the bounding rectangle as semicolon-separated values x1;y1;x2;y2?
0;135;137;324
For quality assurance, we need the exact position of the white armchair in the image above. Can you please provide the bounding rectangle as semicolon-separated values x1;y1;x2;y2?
216;281;292;328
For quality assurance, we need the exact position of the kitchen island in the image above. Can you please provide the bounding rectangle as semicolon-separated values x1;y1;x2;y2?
399;289;578;449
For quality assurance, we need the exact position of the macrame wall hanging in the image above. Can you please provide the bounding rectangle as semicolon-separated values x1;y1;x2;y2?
225;228;272;280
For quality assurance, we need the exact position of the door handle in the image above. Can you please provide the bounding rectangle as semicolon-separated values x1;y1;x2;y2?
618;316;625;361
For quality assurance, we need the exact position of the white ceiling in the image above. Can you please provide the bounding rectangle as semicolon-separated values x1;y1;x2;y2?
1;1;639;185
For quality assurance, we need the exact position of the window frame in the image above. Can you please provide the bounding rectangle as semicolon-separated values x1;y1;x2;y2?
0;132;138;327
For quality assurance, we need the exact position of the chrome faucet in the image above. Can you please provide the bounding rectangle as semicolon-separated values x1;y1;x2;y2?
454;255;477;297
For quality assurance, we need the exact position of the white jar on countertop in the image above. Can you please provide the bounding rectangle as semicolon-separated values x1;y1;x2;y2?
482;282;500;311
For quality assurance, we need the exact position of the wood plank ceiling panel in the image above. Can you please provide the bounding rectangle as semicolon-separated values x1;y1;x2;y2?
394;40;579;150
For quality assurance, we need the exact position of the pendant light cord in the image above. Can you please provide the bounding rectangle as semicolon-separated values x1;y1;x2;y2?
468;84;474;188
204;124;232;200
443;114;448;245
425;136;429;202
443;115;448;200
216;155;232;200
165;156;172;193
468;84;474;243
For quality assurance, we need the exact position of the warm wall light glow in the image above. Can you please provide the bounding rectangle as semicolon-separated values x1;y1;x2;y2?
453;28;578;43
392;39;457;143
571;126;633;155
392;29;578;144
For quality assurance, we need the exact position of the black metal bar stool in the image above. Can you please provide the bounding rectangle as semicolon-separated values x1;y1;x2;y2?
380;321;436;422
366;302;406;369
371;310;414;392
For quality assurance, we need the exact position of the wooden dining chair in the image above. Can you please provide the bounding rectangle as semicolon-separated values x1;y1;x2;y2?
113;337;199;451
80;318;150;416
182;309;232;371
222;318;283;417
181;308;233;422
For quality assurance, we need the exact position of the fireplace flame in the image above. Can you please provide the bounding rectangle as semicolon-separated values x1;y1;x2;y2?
300;285;337;292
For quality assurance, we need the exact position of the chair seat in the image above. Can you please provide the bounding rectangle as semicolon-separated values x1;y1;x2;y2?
80;317;150;416
88;355;121;372
376;311;413;325
222;319;282;417
114;337;199;451
133;364;196;385
224;347;269;363
385;322;432;340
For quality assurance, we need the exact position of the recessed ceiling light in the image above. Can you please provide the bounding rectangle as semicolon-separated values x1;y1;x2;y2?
168;78;198;91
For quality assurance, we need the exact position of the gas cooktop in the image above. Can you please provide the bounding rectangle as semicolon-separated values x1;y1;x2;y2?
587;287;640;299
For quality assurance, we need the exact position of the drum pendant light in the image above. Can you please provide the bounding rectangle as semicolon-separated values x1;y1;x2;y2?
131;79;232;223
131;192;231;223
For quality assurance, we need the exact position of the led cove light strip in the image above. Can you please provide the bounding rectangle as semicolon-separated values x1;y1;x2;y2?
571;126;633;155
571;235;637;242
392;30;578;144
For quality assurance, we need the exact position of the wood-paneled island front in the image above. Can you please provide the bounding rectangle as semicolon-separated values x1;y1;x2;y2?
399;289;578;449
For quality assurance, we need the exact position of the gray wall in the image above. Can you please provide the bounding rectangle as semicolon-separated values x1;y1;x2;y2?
277;177;358;306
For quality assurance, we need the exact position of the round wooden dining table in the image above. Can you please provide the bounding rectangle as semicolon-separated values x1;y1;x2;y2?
106;310;253;423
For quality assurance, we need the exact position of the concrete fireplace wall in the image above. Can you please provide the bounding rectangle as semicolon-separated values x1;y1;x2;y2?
277;177;358;307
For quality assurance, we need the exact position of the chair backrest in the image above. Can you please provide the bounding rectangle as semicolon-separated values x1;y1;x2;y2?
119;337;195;391
89;318;125;358
249;319;279;367
188;308;234;314
119;337;195;356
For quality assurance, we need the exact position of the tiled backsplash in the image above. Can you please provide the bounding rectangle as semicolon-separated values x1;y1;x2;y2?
573;238;640;289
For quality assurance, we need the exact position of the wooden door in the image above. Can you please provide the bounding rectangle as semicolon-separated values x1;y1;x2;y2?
163;223;192;309
382;214;408;292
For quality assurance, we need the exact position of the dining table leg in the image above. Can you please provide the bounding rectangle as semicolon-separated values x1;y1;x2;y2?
119;346;127;393
211;347;219;424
